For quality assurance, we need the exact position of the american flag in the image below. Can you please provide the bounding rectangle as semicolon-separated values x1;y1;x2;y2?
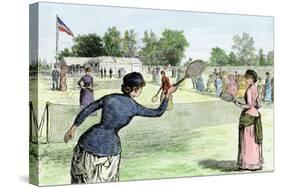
57;16;74;37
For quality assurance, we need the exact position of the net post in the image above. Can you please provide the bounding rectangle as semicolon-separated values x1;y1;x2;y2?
46;102;50;144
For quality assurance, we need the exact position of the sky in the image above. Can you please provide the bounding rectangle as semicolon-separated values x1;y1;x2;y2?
32;2;274;64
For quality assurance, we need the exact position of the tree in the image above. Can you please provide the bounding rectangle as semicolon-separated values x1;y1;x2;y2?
58;48;73;60
71;34;104;57
158;29;189;66
122;29;137;57
209;47;228;66
232;32;256;66
139;30;160;66
267;50;274;65
103;27;122;56
257;48;267;66
227;51;240;66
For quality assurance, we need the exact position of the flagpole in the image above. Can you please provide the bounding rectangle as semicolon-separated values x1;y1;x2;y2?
55;15;59;65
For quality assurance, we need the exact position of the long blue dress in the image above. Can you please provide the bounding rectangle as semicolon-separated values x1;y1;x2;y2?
215;78;223;97
264;77;272;102
196;76;205;92
78;75;94;110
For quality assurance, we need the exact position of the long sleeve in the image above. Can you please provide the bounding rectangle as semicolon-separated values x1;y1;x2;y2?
73;97;104;127
241;87;256;109
265;78;271;87
166;77;171;86
135;97;169;117
77;77;83;87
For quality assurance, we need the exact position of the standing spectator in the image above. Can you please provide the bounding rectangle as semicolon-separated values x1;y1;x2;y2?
234;71;239;89
78;67;96;114
206;74;215;93
213;68;218;76
100;68;103;79
71;71;77;91
59;70;67;91
218;68;222;77
236;74;248;97
155;67;160;84
51;66;60;90
152;67;156;83
192;78;197;89
221;71;229;94
264;72;272;102
234;69;263;171
109;68;113;78
103;68;107;78
171;67;174;78
226;74;238;96
118;69;121;78
257;77;264;101
234;71;239;81
214;73;223;97
196;75;205;92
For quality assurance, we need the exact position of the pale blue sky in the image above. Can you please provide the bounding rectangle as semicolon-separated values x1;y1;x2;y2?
36;2;274;64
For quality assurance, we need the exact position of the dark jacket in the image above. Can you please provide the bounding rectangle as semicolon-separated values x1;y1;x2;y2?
74;93;169;156
52;70;60;79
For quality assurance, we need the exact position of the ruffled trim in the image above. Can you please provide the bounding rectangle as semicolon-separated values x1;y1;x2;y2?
237;161;263;170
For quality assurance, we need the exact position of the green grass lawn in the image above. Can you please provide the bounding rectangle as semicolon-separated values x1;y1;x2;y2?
29;75;274;186
32;74;218;108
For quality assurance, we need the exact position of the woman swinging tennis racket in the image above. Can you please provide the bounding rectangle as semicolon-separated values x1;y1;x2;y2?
64;72;177;184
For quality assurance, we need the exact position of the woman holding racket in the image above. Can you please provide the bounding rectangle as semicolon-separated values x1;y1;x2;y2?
152;70;174;110
158;71;172;101
64;72;177;184
234;69;263;171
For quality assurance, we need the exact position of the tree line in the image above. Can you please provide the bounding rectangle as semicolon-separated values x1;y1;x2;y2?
58;27;189;66
209;32;274;66
58;28;273;67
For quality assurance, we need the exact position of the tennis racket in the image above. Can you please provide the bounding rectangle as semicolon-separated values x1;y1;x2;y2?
174;59;206;87
219;92;248;109
219;92;236;102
